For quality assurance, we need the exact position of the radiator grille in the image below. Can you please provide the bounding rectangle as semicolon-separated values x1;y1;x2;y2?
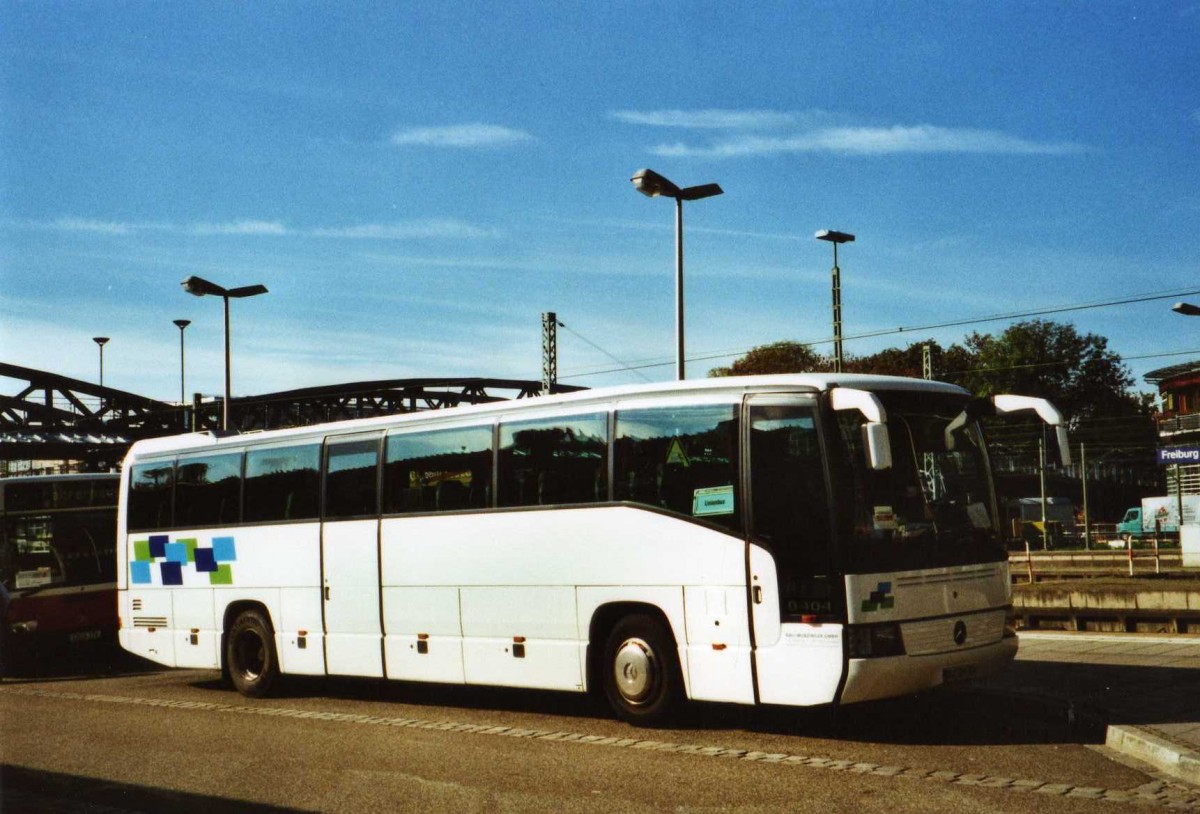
902;610;1005;656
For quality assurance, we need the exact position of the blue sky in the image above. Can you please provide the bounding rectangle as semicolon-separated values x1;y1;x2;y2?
2;2;1198;404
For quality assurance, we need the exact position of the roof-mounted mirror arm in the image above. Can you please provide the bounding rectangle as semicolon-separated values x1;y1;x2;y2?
946;394;1071;467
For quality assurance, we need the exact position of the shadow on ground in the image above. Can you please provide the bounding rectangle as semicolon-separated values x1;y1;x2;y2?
186;667;1105;749
1;765;305;814
2;642;160;683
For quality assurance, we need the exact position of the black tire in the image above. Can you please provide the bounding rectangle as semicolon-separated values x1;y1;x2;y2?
226;608;279;698
602;614;682;725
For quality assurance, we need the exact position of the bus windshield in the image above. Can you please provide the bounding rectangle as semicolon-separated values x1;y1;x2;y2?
835;392;1002;572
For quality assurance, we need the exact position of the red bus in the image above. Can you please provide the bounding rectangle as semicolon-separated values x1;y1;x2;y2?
1;473;119;663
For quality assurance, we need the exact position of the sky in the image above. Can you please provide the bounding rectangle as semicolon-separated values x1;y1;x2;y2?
2;2;1198;406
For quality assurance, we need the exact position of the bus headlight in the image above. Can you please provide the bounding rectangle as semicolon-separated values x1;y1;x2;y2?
10;620;38;634
847;623;905;658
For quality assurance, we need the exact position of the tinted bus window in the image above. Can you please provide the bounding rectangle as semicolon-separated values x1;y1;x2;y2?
175;452;243;528
5;482;55;512
384;426;492;513
750;405;834;617
325;438;380;519
498;414;607;507
614;405;740;532
244;444;321;523
128;462;175;531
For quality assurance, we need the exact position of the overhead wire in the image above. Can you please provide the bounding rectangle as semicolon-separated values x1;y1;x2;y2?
560;286;1200;381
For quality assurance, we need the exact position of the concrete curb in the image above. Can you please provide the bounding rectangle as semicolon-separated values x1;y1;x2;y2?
1107;724;1200;787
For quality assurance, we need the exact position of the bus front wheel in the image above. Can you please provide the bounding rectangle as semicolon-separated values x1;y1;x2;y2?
602;614;681;725
226;609;279;698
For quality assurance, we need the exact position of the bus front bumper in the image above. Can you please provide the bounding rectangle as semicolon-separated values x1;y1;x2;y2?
839;635;1019;705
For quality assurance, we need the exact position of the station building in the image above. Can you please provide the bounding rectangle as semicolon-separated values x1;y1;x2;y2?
1146;360;1200;495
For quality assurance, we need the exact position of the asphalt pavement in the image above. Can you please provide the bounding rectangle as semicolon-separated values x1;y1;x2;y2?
986;630;1200;786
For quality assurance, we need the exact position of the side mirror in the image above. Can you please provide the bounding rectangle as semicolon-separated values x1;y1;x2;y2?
863;422;893;471
948;394;1071;467
831;388;892;471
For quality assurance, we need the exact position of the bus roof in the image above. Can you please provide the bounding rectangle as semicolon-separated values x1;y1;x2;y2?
124;373;968;462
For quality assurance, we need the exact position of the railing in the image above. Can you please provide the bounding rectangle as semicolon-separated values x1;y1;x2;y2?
1158;413;1200;434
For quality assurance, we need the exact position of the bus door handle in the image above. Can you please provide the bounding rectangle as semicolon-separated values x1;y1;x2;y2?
753;586;763;604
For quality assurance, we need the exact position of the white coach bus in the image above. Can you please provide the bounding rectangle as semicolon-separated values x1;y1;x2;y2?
116;374;1068;724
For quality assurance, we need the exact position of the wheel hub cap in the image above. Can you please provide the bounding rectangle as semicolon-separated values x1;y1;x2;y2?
614;638;656;703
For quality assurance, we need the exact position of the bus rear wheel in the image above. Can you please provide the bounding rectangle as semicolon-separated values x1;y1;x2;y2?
602;614;681;725
226;609;279;698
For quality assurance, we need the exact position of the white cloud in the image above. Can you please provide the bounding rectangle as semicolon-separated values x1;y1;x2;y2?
48;217;135;234
652;125;1088;158
191;220;289;236
610;109;804;130
389;123;535;148
310;220;498;240
12;217;497;241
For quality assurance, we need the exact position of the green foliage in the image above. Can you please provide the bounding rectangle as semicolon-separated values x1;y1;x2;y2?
953;320;1138;421
708;319;1156;471
708;341;831;377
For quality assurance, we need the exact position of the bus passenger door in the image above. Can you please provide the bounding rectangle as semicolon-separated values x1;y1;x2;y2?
745;396;844;706
322;435;384;677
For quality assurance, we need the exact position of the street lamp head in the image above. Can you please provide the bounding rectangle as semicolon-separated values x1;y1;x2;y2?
181;275;227;298
227;284;269;299
678;183;724;201
173;319;191;330
631;168;681;199
815;230;856;244
92;336;110;347
1172;302;1200;317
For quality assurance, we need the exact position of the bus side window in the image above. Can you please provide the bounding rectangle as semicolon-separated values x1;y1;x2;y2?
244;444;321;523
175;452;243;528
324;438;380;520
613;405;740;532
128;462;175;531
383;426;493;514
497;414;607;508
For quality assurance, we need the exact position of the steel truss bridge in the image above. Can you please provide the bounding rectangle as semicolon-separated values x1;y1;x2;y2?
0;362;581;470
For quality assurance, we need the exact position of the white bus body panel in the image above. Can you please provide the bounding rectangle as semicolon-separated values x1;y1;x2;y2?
379;506;749;702
383;587;465;683
681;585;754;703
322;519;383;677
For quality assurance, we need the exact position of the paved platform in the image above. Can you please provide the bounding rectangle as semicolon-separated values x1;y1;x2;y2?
981;630;1200;785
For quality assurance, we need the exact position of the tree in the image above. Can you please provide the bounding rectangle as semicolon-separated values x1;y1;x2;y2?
708;341;830;377
952;320;1138;421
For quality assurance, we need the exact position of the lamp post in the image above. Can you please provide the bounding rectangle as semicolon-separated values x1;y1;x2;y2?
173;319;191;405
815;230;855;373
631;168;723;381
173;319;191;430
92;337;109;413
181;276;268;431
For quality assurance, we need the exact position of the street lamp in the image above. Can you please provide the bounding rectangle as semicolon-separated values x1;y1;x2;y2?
631;168;723;381
181;276;268;431
1173;302;1200;317
173;319;191;429
815;229;855;373
92;337;110;413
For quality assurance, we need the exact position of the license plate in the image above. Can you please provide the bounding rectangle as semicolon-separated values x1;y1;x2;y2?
943;664;977;683
68;630;102;643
